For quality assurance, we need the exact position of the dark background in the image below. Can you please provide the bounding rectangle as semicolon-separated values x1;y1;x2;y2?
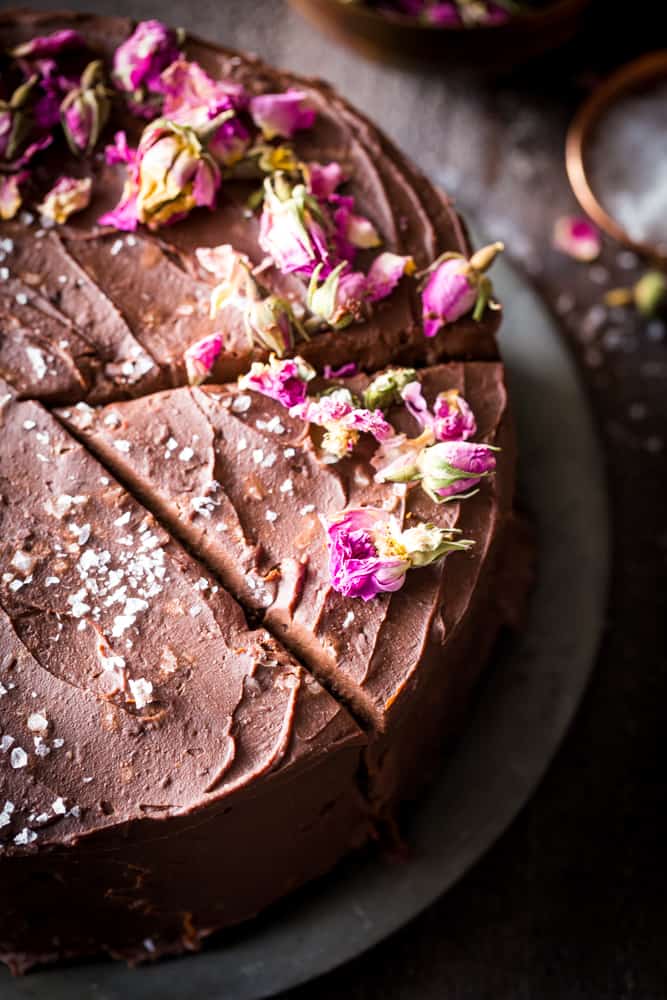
4;1;666;995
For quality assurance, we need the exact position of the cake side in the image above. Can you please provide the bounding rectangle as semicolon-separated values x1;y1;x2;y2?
0;380;369;971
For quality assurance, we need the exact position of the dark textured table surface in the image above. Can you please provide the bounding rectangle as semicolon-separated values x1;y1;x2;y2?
4;1;666;996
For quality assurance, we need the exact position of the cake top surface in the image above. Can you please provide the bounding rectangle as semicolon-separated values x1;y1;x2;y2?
0;379;360;855
1;12;513;854
59;361;513;728
1;9;501;407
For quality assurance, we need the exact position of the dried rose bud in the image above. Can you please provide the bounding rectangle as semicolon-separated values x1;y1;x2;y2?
421;242;503;337
61;60;112;156
0;76;43;165
184;332;223;386
307;262;368;330
98;114;226;231
605;271;667;318
362;368;418;411
38;176;92;224
418;440;497;503
634;271;666;317
244;295;298;357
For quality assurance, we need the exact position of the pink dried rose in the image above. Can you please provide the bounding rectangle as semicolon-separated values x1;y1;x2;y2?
61;60;112;155
249;89;316;140
305;161;344;200
326;506;473;601
98;114;225;231
365;252;415;301
38;176;92;224
421;241;503;338
11;29;84;58
553;216;601;262
291;388;393;461
184;332;223;386
418;439;497;502
0;172;27;221
259;175;331;277
239;356;316;408
113;20;182;107
401;381;476;441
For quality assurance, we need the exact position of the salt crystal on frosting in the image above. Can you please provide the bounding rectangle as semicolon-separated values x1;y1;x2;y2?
10;747;28;769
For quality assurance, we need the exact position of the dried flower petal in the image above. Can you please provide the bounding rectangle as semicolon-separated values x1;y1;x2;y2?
305;161;344;200
250;89;316;140
38;176;92;224
365;252;415;302
324;362;358;379
113;20;182;96
184;332;223;385
11;29;84;58
553;216;601;262
0;173;27;221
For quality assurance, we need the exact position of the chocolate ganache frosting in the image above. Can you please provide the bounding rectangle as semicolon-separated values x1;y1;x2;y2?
0;380;368;971
0;9;531;974
0;9;499;407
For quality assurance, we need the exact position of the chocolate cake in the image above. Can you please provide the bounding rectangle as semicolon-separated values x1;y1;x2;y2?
0;10;530;973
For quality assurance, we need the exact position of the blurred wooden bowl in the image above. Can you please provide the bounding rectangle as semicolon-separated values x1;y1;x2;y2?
289;0;592;72
566;50;667;264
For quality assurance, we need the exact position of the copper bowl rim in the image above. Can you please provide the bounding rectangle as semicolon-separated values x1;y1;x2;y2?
294;0;590;34
566;50;667;264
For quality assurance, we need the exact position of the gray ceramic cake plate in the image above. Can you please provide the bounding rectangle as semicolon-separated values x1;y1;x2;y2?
0;254;610;1000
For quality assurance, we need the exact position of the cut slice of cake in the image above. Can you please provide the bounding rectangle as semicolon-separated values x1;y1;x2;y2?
0;380;368;971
